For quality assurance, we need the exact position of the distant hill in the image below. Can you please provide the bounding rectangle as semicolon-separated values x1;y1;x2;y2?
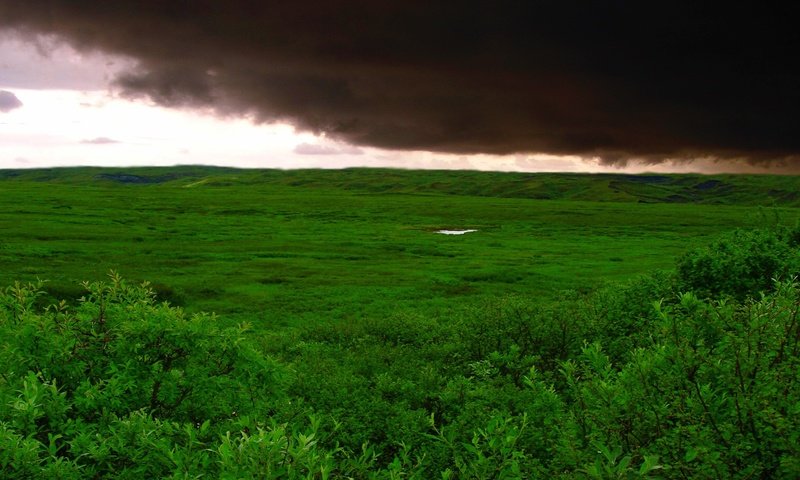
1;166;799;206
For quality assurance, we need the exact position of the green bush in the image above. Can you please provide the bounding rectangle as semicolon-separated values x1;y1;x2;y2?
676;227;800;299
2;229;800;478
0;274;289;477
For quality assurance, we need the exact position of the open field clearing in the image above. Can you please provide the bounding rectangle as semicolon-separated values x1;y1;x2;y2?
1;167;797;327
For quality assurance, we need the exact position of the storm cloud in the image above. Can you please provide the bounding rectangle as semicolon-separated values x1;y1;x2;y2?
1;2;798;165
0;90;22;112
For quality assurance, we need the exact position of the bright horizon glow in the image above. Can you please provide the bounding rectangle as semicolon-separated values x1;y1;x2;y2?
0;35;791;174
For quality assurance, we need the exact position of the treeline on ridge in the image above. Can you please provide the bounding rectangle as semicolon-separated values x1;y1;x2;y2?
3;166;800;206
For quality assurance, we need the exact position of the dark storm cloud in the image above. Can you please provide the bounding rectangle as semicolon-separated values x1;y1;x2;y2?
0;90;22;112
1;2;799;165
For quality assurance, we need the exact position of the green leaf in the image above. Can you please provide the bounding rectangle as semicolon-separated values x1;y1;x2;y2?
684;448;698;463
639;455;663;475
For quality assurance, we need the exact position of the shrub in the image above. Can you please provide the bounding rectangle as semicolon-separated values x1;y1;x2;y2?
0;273;289;477
676;228;800;300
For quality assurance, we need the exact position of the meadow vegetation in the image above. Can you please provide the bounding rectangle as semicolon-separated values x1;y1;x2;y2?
1;168;799;478
2;167;797;325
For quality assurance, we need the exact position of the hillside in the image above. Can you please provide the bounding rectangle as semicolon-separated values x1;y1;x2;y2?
2;166;800;205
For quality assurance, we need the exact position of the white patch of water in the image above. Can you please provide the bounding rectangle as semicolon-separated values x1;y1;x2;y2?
436;229;478;235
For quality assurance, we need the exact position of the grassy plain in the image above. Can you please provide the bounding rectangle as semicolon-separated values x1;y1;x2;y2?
3;167;800;477
0;166;797;327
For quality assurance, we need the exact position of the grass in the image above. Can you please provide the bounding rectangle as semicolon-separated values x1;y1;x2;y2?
1;166;798;327
3;166;800;477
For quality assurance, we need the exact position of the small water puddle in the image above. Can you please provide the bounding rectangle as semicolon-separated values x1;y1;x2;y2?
436;229;478;235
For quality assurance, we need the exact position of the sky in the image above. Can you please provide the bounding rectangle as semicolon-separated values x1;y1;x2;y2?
1;2;799;173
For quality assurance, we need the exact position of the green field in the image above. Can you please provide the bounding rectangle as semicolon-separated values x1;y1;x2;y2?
1;167;797;325
2;167;800;478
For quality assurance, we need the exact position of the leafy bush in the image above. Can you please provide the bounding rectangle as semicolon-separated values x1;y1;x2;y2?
2;229;800;477
0;274;289;477
676;227;800;299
